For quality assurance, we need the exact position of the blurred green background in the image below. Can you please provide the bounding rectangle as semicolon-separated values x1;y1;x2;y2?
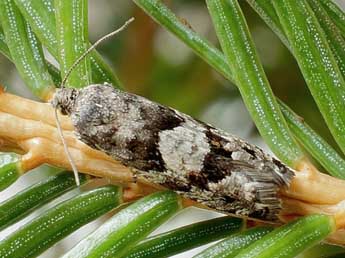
1;0;344;153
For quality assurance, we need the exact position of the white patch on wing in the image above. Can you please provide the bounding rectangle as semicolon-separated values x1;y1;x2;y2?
208;173;255;201
158;120;210;173
231;150;252;162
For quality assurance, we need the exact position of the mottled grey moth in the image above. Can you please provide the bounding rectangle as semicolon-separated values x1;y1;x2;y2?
51;84;294;221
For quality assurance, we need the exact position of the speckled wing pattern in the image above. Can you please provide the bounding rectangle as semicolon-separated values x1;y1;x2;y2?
53;84;295;221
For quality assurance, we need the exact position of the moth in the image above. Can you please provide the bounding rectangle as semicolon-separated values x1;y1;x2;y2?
51;84;294;222
50;18;294;222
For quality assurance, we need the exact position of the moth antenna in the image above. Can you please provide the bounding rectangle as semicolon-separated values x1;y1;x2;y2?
60;17;135;89
54;108;80;186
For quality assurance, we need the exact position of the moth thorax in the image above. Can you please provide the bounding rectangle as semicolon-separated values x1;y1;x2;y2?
51;88;79;116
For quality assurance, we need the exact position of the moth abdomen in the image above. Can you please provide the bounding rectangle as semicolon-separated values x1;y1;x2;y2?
52;84;295;221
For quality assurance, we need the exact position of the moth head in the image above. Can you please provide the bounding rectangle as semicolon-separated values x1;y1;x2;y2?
51;88;79;116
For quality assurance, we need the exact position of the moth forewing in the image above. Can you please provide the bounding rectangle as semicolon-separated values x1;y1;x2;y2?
51;84;295;222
